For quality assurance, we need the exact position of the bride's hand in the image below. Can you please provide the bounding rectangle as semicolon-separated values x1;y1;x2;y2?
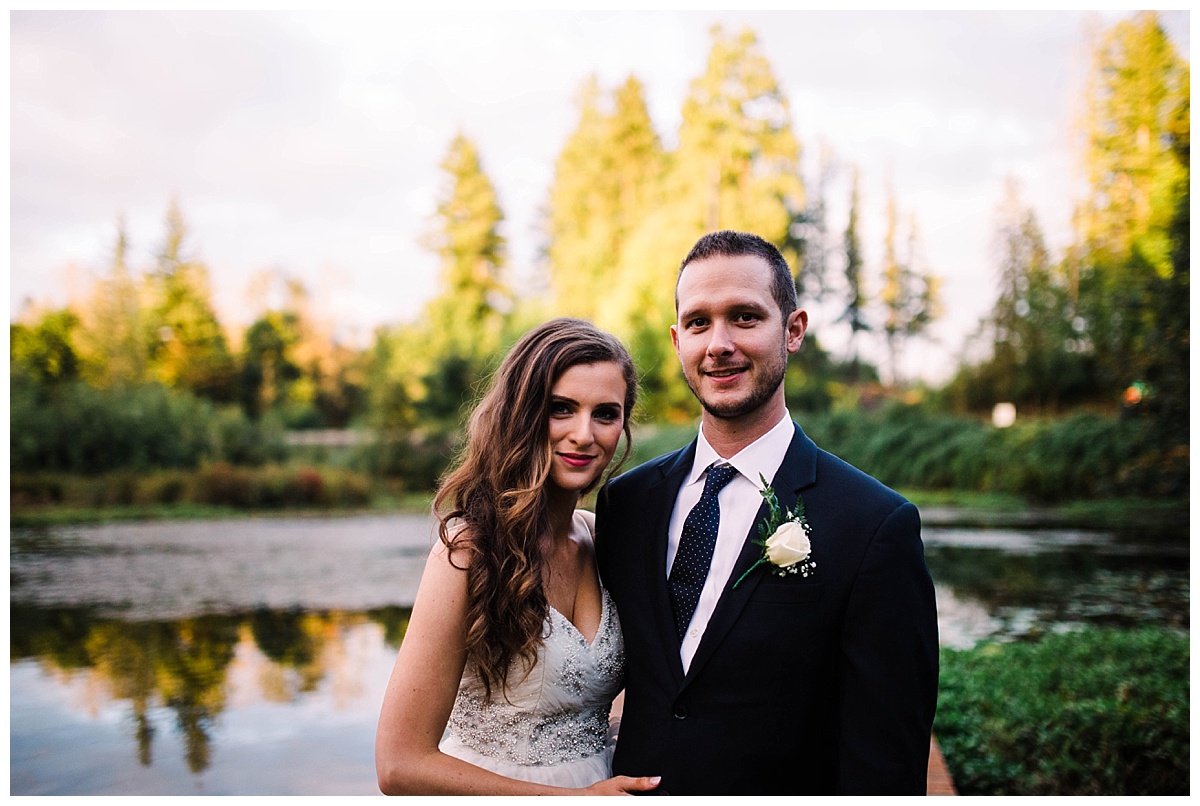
579;775;661;795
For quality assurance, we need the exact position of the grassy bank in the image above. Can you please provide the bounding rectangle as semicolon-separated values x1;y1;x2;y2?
10;464;402;527
935;627;1189;795
11;471;1184;531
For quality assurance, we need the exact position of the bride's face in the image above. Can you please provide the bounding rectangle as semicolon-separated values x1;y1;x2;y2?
546;361;627;495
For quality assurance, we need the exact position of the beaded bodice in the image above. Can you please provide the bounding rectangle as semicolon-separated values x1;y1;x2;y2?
445;586;624;767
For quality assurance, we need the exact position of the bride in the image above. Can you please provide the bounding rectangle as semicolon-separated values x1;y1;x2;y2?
375;318;660;795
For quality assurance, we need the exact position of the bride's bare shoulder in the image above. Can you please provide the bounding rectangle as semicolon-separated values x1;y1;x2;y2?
425;519;474;574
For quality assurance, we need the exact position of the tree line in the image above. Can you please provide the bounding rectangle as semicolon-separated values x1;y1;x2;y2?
11;15;1188;481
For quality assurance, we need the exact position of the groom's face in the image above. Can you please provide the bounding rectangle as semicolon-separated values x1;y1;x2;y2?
672;253;806;421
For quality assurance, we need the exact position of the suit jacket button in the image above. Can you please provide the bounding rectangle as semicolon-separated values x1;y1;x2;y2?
673;704;688;719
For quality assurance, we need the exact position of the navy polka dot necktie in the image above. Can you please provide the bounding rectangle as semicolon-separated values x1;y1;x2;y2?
668;463;738;641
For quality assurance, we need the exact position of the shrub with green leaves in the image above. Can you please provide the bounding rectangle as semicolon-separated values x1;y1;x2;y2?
935;627;1189;794
10;377;285;473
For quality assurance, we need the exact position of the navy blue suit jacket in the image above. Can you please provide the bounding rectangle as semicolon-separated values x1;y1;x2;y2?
595;423;938;795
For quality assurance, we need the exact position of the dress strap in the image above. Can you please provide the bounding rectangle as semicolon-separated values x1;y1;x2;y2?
573;509;597;540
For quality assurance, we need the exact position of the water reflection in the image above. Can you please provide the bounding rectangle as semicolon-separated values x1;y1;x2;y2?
11;604;408;791
923;526;1189;649
9;515;1189;795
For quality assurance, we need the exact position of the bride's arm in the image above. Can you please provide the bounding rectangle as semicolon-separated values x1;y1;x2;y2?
375;539;558;795
374;538;657;796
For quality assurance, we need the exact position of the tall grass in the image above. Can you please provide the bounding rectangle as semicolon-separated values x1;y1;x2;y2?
801;406;1185;502
618;407;1185;503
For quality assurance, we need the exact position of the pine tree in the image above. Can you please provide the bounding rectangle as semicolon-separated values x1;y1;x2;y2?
792;140;836;303
606;26;806;417
990;179;1085;408
144;199;236;401
545;76;612;319
671;25;804;247
544;75;664;321
78;217;150;387
422;132;509;361
379;132;512;431
839;166;870;379
879;184;939;386
1073;11;1188;421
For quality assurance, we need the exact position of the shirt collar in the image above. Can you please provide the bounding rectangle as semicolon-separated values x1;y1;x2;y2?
688;411;795;488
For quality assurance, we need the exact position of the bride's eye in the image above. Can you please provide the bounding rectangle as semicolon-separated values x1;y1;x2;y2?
593;406;621;424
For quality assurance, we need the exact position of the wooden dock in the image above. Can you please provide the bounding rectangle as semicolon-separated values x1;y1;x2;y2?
927;737;957;795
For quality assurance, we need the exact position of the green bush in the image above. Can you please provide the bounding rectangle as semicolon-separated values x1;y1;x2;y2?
10;377;286;474
353;431;458;492
935;627;1189;795
210;406;287;466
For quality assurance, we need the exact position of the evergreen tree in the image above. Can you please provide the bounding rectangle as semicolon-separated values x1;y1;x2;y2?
144;200;236;401
78;218;150;388
544;75;664;321
838;166;870;379
545;76;612;319
671;25;804;247
1073;11;1189;422
609;75;665;233
376;132;511;433
879;184;939;386
792;140;836;303
421;132;509;364
989;179;1090;409
607;26;806;418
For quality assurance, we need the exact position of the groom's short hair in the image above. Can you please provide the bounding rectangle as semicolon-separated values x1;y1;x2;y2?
676;230;798;322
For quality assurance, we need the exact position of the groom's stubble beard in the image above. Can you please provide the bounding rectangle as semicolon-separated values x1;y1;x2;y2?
685;337;789;421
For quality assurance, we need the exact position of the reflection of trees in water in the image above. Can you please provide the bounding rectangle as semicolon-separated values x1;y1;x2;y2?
368;605;410;648
83;622;161;766
249;608;323;699
157;618;239;773
925;545;1189;635
10;605;412;774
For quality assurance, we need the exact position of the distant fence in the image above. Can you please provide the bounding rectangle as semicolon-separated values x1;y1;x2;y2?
285;430;373;447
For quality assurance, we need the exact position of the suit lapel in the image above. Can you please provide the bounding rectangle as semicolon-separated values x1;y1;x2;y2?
646;440;696;686
681;423;818;687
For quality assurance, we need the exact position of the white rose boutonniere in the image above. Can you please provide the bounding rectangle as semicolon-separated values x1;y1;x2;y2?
732;474;816;590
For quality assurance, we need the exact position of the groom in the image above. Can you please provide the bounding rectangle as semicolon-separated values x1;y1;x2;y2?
596;230;939;795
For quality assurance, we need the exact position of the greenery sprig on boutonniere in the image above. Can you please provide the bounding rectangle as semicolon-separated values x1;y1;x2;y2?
732;474;816;590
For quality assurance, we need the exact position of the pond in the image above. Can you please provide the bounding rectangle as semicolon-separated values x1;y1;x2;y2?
9;513;1189;795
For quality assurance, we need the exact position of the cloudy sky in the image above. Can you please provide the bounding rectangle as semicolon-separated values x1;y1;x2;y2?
9;9;1190;382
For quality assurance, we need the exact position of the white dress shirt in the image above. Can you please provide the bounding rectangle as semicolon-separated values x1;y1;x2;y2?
666;411;795;672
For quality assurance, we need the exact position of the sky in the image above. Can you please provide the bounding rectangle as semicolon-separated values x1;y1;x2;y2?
8;9;1191;384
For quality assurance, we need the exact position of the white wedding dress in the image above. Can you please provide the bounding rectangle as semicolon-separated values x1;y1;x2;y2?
439;516;625;789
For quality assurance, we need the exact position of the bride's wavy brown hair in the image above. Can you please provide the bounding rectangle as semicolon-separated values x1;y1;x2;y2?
433;318;637;699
